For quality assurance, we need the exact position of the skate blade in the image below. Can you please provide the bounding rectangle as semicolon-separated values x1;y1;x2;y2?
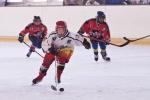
51;85;57;91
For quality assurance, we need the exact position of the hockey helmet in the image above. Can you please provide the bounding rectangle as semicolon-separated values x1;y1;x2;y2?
97;11;106;18
56;21;67;29
33;16;41;22
56;21;67;36
96;11;106;23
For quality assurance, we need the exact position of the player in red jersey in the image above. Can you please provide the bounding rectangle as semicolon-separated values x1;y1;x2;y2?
18;16;47;57
78;11;111;61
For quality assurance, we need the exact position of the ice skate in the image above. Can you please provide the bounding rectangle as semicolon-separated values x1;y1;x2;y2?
101;51;110;62
94;54;98;61
26;51;32;57
32;73;45;85
102;56;110;61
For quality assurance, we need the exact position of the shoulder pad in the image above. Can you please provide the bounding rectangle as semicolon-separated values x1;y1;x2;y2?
41;23;46;27
102;22;108;25
48;31;57;37
25;23;33;29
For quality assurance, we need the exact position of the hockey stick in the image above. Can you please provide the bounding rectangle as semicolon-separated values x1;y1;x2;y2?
51;57;64;92
23;41;44;58
123;35;150;42
82;35;130;47
51;57;58;91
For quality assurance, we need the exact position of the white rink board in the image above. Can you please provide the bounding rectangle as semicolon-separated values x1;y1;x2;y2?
0;6;150;38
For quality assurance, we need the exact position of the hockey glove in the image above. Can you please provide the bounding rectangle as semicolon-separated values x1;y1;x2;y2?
83;38;91;49
104;39;110;45
105;42;109;45
48;46;58;55
18;34;24;43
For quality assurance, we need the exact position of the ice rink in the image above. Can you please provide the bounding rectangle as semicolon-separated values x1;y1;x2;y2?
0;42;150;100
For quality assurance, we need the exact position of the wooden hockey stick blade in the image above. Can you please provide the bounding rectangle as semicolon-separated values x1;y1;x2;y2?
123;37;135;42
109;39;130;47
123;37;130;40
123;35;150;42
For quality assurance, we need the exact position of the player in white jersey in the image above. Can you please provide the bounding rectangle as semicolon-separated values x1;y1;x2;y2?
32;21;91;85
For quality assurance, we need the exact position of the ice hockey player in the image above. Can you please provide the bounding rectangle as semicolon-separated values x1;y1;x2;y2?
78;11;111;61
18;16;47;57
32;21;91;87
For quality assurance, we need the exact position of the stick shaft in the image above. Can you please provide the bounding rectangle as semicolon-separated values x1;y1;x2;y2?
82;35;130;47
23;41;44;58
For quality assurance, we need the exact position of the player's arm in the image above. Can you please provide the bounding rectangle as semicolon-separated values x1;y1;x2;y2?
18;24;30;43
78;20;91;35
72;33;91;49
42;32;57;53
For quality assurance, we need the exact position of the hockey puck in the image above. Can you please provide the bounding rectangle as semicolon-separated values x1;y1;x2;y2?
59;88;64;92
51;85;57;91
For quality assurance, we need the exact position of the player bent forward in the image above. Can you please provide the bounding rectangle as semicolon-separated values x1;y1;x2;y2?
32;21;91;85
18;16;47;57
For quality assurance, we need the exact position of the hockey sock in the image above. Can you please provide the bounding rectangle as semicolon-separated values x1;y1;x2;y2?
57;64;65;83
94;49;98;61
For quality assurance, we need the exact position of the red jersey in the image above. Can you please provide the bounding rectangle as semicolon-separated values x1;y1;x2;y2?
19;23;47;37
78;18;110;42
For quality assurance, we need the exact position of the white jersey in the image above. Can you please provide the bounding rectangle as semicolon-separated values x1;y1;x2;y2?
42;31;84;53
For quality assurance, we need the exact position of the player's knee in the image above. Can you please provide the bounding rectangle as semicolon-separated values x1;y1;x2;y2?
99;43;106;49
40;65;48;75
57;63;65;70
29;46;35;52
42;54;55;67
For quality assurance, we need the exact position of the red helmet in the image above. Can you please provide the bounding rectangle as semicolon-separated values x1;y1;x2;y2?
56;21;67;36
56;21;67;30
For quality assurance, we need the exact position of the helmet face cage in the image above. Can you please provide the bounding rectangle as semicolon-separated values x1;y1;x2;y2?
56;21;67;36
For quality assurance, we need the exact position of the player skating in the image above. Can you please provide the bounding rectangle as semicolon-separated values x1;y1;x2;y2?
78;11;111;61
18;16;47;57
32;21;91;91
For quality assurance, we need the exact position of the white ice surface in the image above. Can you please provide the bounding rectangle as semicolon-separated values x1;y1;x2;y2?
0;42;150;100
